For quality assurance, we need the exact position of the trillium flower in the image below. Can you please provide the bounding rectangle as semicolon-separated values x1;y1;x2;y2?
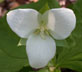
7;8;76;69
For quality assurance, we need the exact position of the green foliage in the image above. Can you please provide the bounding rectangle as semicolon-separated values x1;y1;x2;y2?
0;0;82;72
55;69;61;72
47;0;60;8
38;68;49;72
0;16;28;72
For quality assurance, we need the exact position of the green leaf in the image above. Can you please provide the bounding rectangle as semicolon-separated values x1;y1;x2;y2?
0;16;28;72
55;40;69;48
56;37;82;72
0;49;28;72
55;69;61;72
47;0;60;9
0;16;27;58
39;3;50;14
38;69;49;72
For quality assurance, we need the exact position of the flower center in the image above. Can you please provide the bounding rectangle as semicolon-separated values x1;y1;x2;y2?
34;20;49;39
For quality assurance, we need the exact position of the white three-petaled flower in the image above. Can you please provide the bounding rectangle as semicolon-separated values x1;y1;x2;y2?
7;8;76;69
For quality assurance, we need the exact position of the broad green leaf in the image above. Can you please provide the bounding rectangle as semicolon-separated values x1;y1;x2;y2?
0;16;27;58
60;61;82;72
0;14;28;72
0;49;28;72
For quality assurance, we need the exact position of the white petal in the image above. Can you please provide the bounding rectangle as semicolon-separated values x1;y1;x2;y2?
7;9;39;38
26;34;56;68
47;8;76;40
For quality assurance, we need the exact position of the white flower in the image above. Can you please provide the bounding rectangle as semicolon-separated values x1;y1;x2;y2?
7;8;76;69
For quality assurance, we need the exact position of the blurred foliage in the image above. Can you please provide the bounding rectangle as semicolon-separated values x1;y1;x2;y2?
0;0;4;3
0;0;82;72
